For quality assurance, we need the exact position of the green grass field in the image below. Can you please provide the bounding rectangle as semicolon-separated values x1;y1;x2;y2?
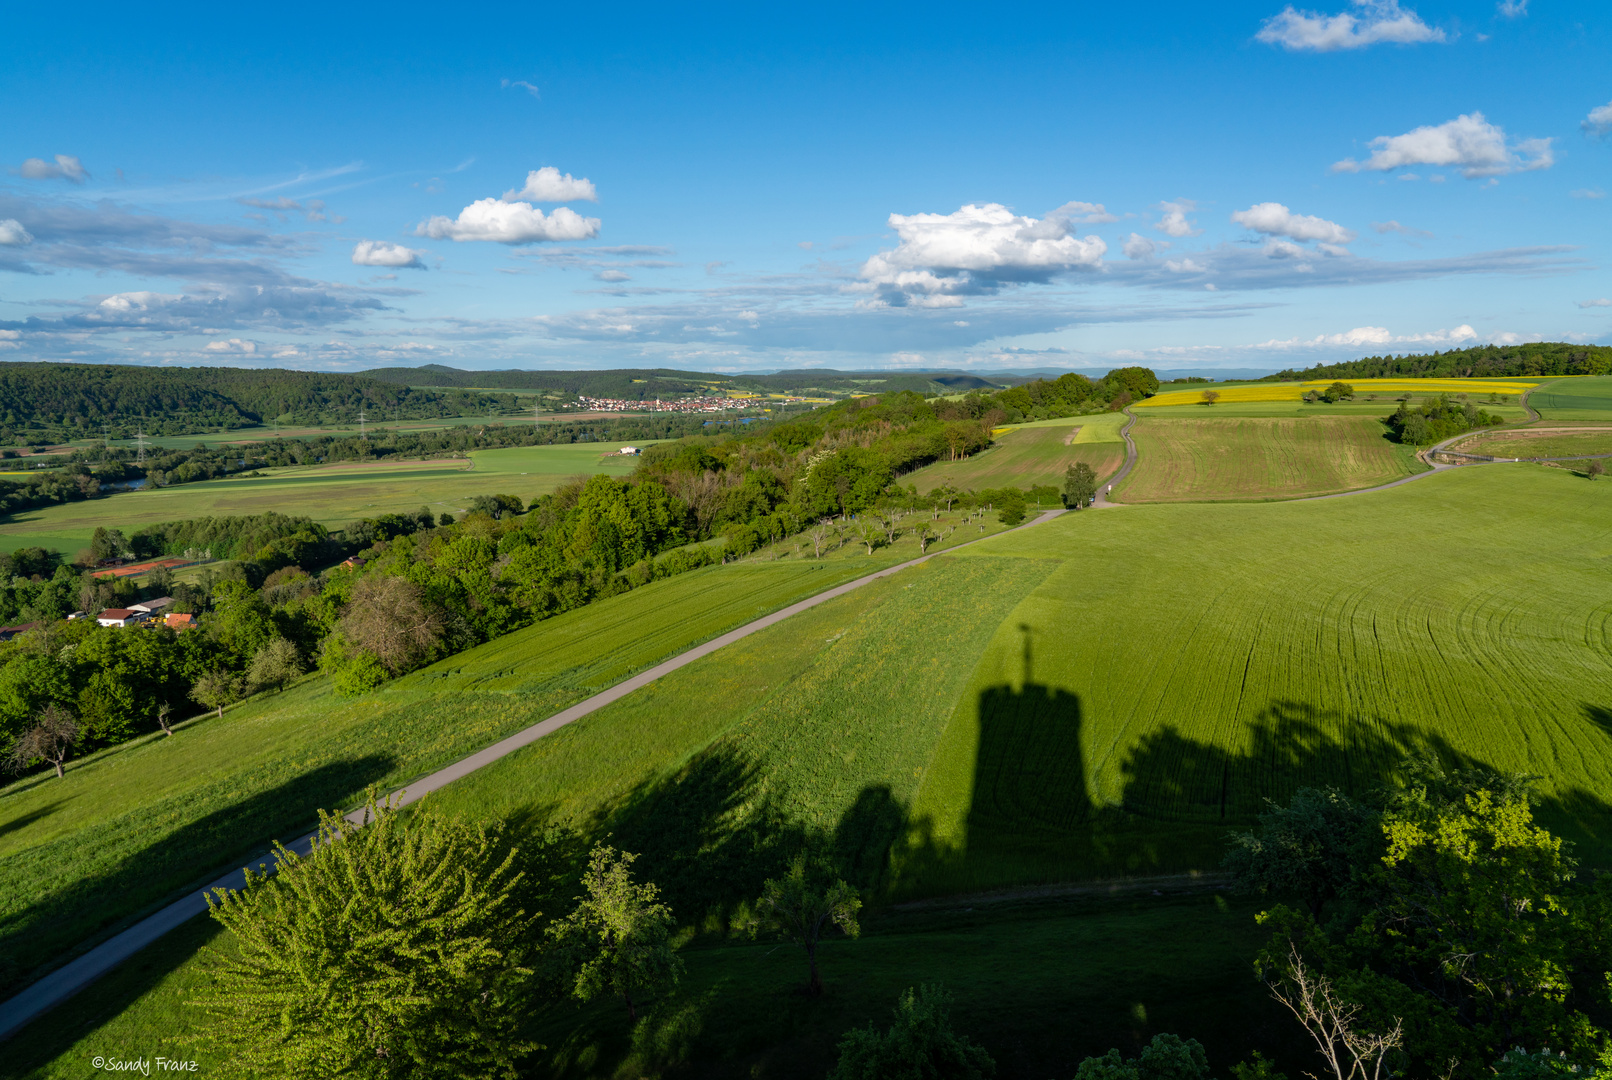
0;444;657;555
1529;376;1612;421
0;890;1298;1080
1113;415;1417;502
1132;397;1531;420
0;507;1009;998
12;462;1612;1075
904;414;1127;493
1452;426;1612;459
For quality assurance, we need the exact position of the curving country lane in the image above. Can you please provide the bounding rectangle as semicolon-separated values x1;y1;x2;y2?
0;506;1068;1041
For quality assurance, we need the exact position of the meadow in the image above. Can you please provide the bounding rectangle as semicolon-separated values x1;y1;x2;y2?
0;507;1009;998
1528;375;1612;421
1452;426;1612;459
902;413;1127;493
0;888;1295;1080
14;462;1612;1075
1112;415;1417;502
0;444;654;555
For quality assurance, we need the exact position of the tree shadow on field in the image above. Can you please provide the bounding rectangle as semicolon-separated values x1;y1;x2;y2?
0;754;395;999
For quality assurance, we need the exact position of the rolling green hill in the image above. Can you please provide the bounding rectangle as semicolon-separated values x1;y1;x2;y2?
0;362;520;443
9;461;1612;1075
1529;375;1612;421
903;414;1127;493
1114;415;1419;502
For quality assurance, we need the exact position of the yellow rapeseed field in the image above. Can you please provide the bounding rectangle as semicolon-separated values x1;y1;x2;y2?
1137;377;1541;408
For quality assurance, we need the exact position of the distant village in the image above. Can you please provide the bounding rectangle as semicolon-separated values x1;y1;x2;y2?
567;395;760;413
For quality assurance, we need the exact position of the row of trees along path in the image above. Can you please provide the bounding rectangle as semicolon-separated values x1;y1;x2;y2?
0;504;1076;1040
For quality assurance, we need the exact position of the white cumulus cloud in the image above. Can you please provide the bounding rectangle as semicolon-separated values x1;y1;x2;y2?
352;240;427;268
1579;298;1612;309
1497;0;1527;16
0;219;32;246
502;166;599;203
16;154;89;182
1231;202;1356;246
1583;102;1612;139
1255;0;1444;51
1333;112;1552;178
204;338;258;354
857;202;1107;307
1256;323;1478;348
418;199;601;244
1155;200;1200;237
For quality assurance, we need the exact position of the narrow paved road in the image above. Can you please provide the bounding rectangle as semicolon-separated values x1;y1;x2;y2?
0;506;1068;1041
1091;406;1137;508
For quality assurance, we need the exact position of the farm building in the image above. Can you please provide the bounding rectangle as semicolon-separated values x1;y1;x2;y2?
340;557;367;571
0;622;38;642
131;597;173;617
619;446;641;455
164;612;196;631
95;608;143;628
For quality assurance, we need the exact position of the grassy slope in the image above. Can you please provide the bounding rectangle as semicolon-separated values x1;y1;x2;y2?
0;445;647;554
1454;428;1612;458
1113;415;1415;502
2;892;1296;1080
903;414;1126;494
1530;376;1612;421
1132;399;1531;421
910;463;1612;890
0;553;921;997
13;465;1612;1075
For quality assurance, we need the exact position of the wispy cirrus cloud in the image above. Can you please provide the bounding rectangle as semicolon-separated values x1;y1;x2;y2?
238;196;344;223
1256;0;1443;52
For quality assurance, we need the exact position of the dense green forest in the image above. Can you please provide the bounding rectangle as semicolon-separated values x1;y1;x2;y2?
0;362;526;443
1265;341;1612;382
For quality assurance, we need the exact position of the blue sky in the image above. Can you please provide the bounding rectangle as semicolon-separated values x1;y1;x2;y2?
1;0;1608;374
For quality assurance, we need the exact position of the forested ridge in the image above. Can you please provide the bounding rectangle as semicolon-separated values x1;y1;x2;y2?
0;362;524;442
363;363;1008;398
1265;341;1612;382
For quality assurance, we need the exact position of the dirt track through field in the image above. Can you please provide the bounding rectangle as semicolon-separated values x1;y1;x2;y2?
0;508;1069;1041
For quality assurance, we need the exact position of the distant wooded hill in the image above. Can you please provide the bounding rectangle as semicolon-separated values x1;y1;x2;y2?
362;364;1006;398
0;362;520;443
1264;342;1612;382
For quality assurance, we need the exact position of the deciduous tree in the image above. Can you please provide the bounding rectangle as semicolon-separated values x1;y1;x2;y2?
548;845;682;1022
750;856;861;996
1063;462;1098;509
247;637;303;693
198;793;538;1079
8;703;78;778
190;669;244;718
828;985;994;1080
338;574;446;675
